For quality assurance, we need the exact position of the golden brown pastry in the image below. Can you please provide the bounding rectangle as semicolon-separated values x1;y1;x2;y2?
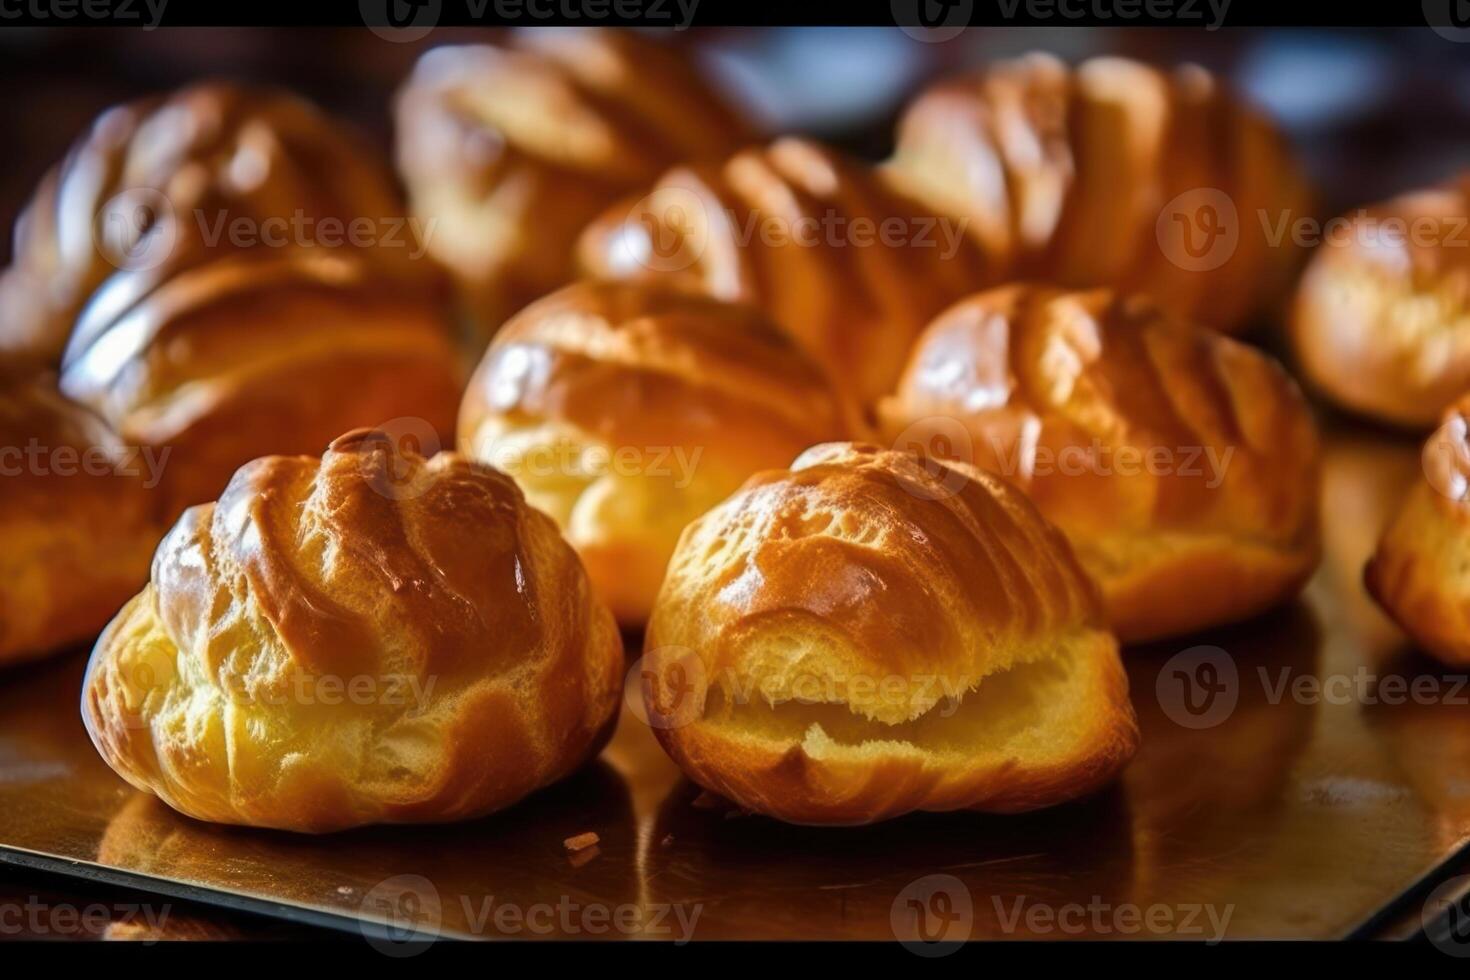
642;442;1139;825
395;27;754;348
1290;174;1470;428
886;53;1310;335
878;285;1321;644
0;81;434;365
0;82;464;520
1365;394;1470;665
576;137;997;416
82;429;624;833
458;281;845;625
0;372;159;666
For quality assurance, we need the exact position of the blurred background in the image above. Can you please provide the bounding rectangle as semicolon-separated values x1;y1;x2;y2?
2;24;1469;261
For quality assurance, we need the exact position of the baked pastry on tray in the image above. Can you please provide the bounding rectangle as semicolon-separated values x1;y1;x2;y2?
641;442;1139;825
576;137;996;417
459;281;845;625
1291;172;1470;428
0;372;158;667
879;284;1322;644
396;27;754;349
1366;394;1470;666
0;82;464;519
885;52;1310;335
83;429;623;833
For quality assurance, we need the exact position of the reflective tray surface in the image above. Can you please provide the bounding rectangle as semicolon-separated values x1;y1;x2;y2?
0;426;1466;942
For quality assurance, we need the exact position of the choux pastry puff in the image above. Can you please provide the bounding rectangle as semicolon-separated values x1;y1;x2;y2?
641;442;1139;825
82;430;623;832
879;284;1322;644
458;281;846;625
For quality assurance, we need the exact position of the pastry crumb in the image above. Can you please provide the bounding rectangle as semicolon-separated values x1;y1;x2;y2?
563;831;600;852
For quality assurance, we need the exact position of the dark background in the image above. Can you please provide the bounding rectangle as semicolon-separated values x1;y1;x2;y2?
1;24;1468;264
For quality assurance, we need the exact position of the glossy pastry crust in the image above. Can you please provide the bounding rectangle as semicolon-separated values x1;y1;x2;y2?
878;284;1321;644
643;443;1138;825
59;251;463;518
1366;395;1470;665
0;373;159;666
886;53;1310;335
0;81;463;520
395;27;754;345
459;280;845;625
0;80;433;365
576;137;996;416
82;430;624;833
1290;174;1470;429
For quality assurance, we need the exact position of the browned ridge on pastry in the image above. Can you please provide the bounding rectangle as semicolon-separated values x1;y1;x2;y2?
886;52;1311;335
0;81;465;519
83;429;624;833
0;371;159;666
459;280;845;625
643;442;1138;825
1366;394;1470;666
879;284;1321;643
0;79;437;365
395;27;755;347
1291;172;1470;429
576;137;997;417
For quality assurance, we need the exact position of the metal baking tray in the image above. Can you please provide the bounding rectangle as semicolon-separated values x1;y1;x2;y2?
1;423;1467;943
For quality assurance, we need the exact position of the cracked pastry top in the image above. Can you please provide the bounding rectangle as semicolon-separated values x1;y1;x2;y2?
82;429;624;833
0;81;463;520
458;280;845;625
878;284;1322;644
395;26;754;349
641;442;1138;825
